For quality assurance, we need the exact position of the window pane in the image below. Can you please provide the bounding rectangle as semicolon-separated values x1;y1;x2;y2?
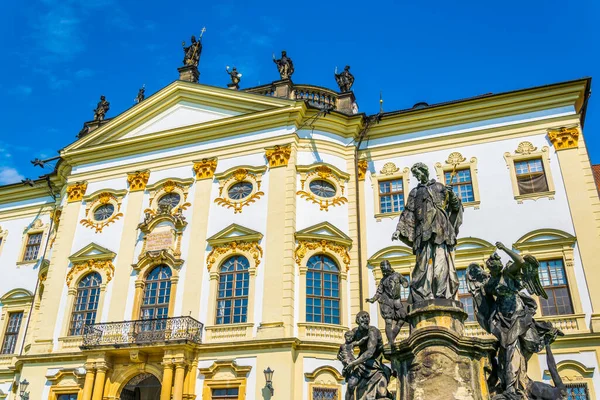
445;169;475;203
69;273;101;335
216;256;249;325
1;312;23;354
456;270;475;321
515;158;549;195
23;233;43;261
538;259;573;316
306;255;340;325
378;178;404;213
140;266;172;328
313;387;338;400
566;383;590;400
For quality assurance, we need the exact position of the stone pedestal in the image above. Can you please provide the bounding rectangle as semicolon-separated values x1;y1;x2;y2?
273;79;293;99
336;91;357;114
178;65;199;83
385;299;497;400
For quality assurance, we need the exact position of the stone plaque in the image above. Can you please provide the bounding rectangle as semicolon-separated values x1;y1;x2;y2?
145;230;174;252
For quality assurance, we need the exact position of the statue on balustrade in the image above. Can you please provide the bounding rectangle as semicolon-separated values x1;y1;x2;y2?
339;311;393;400
366;260;409;344
273;50;294;79
226;66;242;87
93;95;110;121
182;29;205;67
391;162;463;303
335;65;355;92
467;242;568;400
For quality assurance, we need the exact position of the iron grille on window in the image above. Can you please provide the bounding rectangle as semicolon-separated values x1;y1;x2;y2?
212;387;239;399
306;255;340;325
379;179;404;214
69;272;101;335
566;383;590;400
1;312;23;354
312;386;339;400
456;269;475;321
445;169;475;203
515;158;549;195
216;256;249;324
141;266;172;331
23;232;42;261
538;259;574;316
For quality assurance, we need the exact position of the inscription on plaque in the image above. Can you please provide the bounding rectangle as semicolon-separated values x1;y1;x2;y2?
145;230;174;252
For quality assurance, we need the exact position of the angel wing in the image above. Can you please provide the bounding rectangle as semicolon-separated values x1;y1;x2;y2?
521;254;548;299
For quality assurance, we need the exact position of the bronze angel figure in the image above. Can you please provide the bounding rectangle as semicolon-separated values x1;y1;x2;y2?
467;242;567;400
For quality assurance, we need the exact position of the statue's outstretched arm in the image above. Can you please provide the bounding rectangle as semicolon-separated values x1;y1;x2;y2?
496;242;525;275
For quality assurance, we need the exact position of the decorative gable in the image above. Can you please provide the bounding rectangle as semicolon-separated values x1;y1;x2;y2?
295;221;352;247
207;224;263;246
68;243;116;263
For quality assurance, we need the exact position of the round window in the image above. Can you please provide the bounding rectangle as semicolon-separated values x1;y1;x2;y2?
157;193;181;208
309;180;336;198
228;182;253;200
93;204;115;221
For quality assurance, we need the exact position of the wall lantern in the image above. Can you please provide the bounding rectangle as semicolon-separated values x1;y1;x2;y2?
264;367;274;395
19;379;30;400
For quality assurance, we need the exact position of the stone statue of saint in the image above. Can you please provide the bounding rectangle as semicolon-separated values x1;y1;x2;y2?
273;50;294;80
135;85;145;104
226;66;242;86
392;162;463;302
366;260;409;344
335;65;354;92
182;35;203;67
341;311;393;400
337;330;368;400
93;95;110;121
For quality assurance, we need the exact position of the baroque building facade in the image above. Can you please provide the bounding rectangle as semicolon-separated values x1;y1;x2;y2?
0;67;598;400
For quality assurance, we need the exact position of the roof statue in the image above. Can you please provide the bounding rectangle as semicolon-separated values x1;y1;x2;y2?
226;66;242;89
93;95;110;121
334;65;354;92
272;50;294;80
182;28;205;67
134;85;145;104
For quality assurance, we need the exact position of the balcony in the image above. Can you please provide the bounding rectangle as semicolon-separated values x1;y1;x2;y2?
81;316;203;349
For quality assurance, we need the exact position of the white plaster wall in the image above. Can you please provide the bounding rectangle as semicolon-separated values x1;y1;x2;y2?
296;129;355;147
303;357;345;400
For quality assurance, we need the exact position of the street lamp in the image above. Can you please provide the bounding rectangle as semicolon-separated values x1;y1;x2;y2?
19;379;30;400
263;367;274;396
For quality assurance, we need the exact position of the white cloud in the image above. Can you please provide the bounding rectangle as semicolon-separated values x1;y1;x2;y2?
0;167;24;185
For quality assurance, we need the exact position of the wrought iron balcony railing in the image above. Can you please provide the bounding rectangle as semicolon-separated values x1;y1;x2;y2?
81;316;203;348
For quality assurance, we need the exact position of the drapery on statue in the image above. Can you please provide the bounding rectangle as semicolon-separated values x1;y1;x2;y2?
335;65;355;92
93;95;110;121
366;260;409;344
467;243;567;400
392;162;463;302
226;66;242;86
273;50;294;79
182;29;205;67
340;311;393;400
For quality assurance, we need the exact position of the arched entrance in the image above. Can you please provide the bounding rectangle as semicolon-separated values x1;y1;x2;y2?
119;373;161;400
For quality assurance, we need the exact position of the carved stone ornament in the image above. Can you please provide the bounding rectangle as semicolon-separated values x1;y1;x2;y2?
515;141;538;155
193;158;217;179
380;162;400;175
67;182;88;202
265;144;292;168
146;179;193;216
66;259;114;287
297;164;349;211
357;159;368;181
127;171;150;192
206;240;263;271
80;192;124;233
548;126;580;150
214;167;265;214
445;152;467;165
295;239;350;271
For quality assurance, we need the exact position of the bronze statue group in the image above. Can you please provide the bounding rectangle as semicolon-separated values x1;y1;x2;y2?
338;163;567;400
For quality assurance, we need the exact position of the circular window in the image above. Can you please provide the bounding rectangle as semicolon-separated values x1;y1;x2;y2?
228;182;253;200
157;193;181;208
93;204;115;221
309;180;336;198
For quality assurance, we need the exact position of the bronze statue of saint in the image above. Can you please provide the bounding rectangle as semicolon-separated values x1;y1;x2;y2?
226;66;242;86
366;260;409;344
182;32;203;67
392;162;463;302
273;50;294;79
334;65;354;92
135;85;145;104
93;95;110;121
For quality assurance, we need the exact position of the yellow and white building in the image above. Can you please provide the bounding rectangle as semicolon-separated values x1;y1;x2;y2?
0;69;598;400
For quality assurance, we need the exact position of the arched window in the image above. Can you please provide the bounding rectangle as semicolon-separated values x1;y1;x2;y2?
141;265;172;321
216;256;249;325
306;255;340;325
69;272;101;336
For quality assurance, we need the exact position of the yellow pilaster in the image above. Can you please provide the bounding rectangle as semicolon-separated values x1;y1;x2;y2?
107;188;146;320
160;363;174;400
131;281;144;320
173;363;186;400
82;368;95;400
186;358;198;397
168;276;179;317
91;367;107;400
346;157;363;316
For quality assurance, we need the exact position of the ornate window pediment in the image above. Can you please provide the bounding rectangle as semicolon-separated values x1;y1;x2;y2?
200;360;252;400
514;228;576;252
0;289;33;306
455;237;496;267
214;165;267;213
297;163;350;211
145;178;194;215
80;189;127;233
295;222;352;272
503;141;555;202
206;223;263;273
434;152;481;208
66;243;116;287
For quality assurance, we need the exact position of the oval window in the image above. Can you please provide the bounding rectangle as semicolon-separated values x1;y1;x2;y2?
228;182;253;200
309;180;336;198
93;204;115;221
157;193;181;208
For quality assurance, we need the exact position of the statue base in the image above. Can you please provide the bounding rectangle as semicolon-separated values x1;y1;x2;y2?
178;65;199;83
227;83;239;90
385;299;497;400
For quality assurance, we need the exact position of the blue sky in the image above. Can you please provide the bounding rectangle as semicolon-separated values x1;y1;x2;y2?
1;0;598;184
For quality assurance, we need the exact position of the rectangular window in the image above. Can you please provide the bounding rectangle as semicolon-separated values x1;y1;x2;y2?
1;312;23;354
514;158;549;195
57;395;78;400
566;383;590;399
312;386;339;400
445;169;475;203
23;232;43;262
538;259;574;316
212;387;239;399
379;179;404;214
456;270;475;322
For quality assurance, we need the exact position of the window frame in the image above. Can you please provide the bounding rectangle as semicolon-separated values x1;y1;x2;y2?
0;311;23;355
538;259;575;317
503;142;555;202
456;269;475;322
215;256;250;325
305;254;342;325
371;164;410;220
140;265;173;322
17;219;48;265
68;272;102;336
514;158;550;195
434;154;480;208
566;382;591;399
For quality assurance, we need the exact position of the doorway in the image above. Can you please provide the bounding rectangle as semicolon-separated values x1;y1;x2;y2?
120;373;161;400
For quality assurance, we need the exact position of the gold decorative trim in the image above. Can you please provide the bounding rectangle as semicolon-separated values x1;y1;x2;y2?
265;144;292;167
206;240;263;271
295;239;350;271
380;162;400;175
445;151;467;165
357;159;368;181
80;192;124;233
297;164;349;211
146;178;193;215
67;181;87;202
66;259;115;287
515;141;537;155
548;126;580;150
214;166;266;214
193;158;218;179
127;170;150;191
